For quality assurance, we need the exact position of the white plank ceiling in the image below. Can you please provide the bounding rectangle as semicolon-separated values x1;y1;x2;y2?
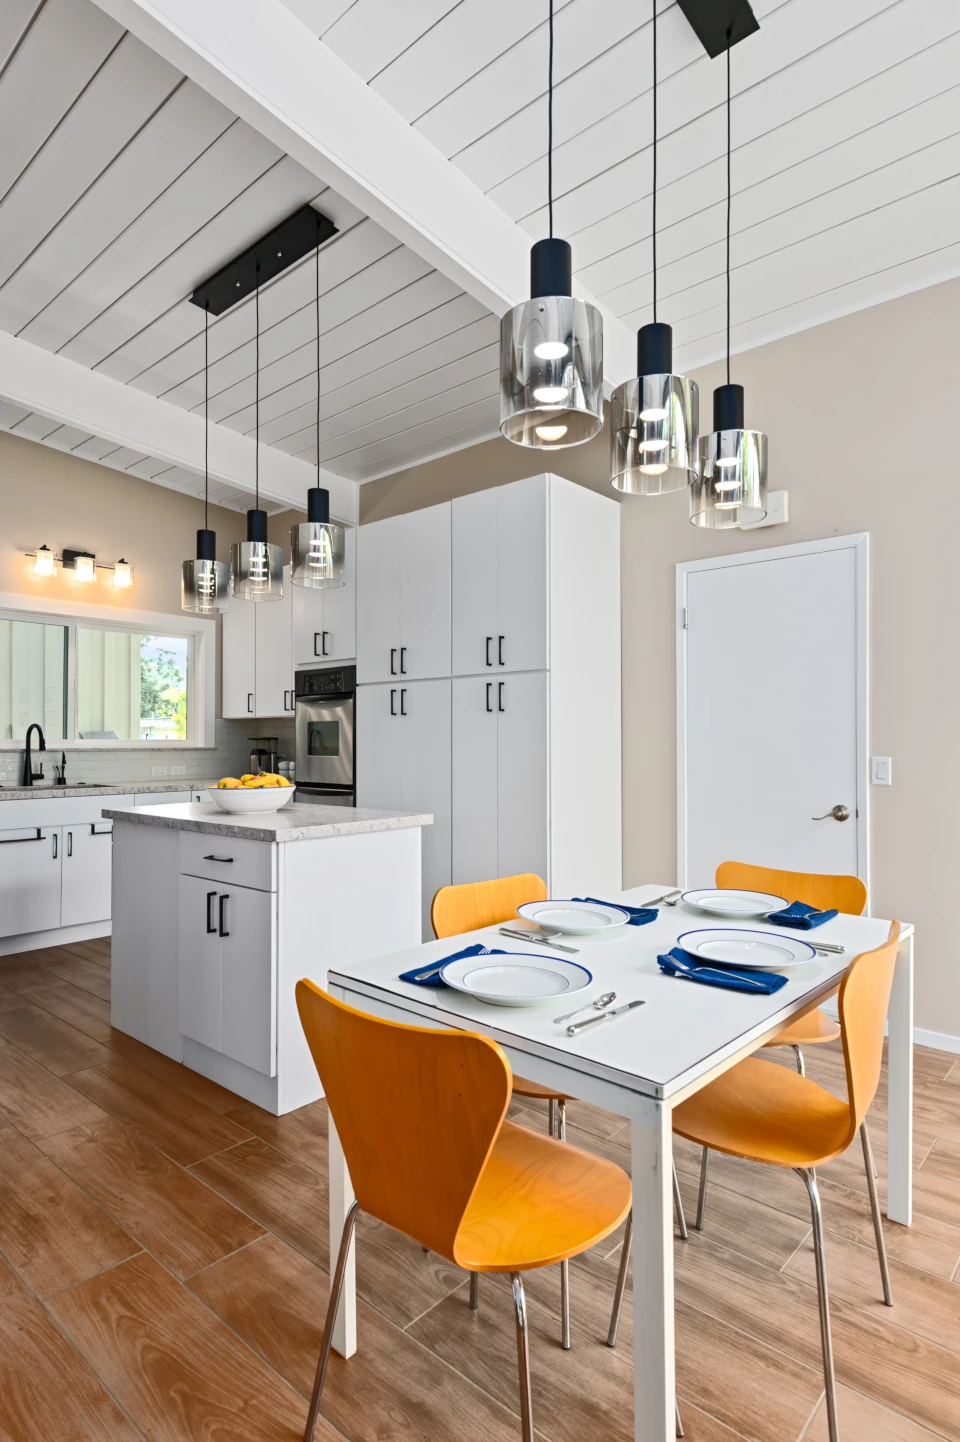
1;0;957;489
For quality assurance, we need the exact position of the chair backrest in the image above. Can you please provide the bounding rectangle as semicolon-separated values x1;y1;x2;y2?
296;980;511;1260
837;920;900;1141
716;860;867;916
431;873;548;939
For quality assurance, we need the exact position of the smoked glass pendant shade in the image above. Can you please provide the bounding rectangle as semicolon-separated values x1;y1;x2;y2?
231;509;283;601
690;384;767;529
290;487;344;589
500;239;603;449
182;530;229;614
611;323;698;495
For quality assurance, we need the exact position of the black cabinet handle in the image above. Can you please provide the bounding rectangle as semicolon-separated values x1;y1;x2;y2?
203;854;234;863
498;681;505;712
206;890;217;934
90;823;111;835
485;636;493;667
0;829;42;845
283;689;289;711
52;831;57;858
400;687;407;716
314;631;321;657
218;893;229;938
247;692;253;713
498;635;505;666
390;688;397;716
400;646;407;674
322;630;329;656
390;647;397;675
66;830;73;858
486;682;493;712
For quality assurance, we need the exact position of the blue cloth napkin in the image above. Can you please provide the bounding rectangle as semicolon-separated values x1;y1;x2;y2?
767;901;839;930
657;946;787;995
573;897;657;927
399;942;505;988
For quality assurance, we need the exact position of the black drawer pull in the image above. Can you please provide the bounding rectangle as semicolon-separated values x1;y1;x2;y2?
0;829;42;844
400;687;407;716
486;682;493;712
206;890;217;933
498;635;505;666
485;635;492;667
390;688;397;716
203;854;234;863
67;831;73;858
498;681;505;712
390;647;397;675
90;823;112;835
218;893;230;938
400;646;407;674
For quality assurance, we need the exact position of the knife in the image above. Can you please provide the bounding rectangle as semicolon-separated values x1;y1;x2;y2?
567;999;645;1036
498;927;580;954
811;942;846;954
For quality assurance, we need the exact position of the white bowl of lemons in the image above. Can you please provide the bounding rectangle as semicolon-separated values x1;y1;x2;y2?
207;774;296;814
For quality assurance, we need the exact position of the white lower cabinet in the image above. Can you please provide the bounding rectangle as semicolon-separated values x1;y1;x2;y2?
452;672;548;886
0;826;62;938
356;678;451;934
178;873;277;1076
61;822;114;926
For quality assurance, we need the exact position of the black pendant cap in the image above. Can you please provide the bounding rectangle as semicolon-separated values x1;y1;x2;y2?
530;238;572;298
306;487;330;525
637;322;673;377
246;508;269;544
713;382;745;432
196;528;217;562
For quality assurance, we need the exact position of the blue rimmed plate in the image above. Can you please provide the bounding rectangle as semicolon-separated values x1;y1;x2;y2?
680;888;787;918
440;953;593;1007
676;928;816;970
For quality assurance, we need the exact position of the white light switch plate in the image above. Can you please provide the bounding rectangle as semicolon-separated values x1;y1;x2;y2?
151;765;169;776
871;756;892;785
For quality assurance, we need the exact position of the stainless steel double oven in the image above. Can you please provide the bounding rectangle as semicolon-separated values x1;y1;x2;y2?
294;666;356;806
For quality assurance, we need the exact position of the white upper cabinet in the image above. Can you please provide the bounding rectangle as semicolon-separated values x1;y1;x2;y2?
357;504;451;683
452;476;547;676
222;568;295;719
221;584;256;719
292;527;357;666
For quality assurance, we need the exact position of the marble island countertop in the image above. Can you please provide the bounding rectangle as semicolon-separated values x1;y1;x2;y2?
102;799;433;842
0;778;220;801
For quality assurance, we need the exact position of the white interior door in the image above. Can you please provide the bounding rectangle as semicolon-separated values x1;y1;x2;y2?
679;537;866;889
452;676;498;884
496;670;549;885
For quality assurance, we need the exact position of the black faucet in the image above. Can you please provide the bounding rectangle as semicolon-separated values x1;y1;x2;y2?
22;723;46;787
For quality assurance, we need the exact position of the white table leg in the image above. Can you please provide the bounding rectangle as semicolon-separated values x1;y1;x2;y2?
329;1115;357;1357
631;1098;675;1442
886;931;914;1225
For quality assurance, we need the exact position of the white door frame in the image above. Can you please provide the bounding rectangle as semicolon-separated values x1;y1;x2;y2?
676;532;870;894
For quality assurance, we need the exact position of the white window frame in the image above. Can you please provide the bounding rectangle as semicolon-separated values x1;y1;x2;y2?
0;591;216;750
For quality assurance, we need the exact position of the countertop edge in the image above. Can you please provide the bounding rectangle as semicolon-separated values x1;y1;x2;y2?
103;805;434;842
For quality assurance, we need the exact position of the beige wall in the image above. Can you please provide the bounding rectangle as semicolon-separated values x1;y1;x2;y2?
361;277;960;1040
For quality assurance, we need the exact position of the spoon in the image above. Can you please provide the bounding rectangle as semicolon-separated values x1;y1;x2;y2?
553;990;616;1026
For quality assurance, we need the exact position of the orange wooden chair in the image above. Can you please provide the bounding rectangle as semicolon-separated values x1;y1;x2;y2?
295;980;631;1442
432;874;689;1350
611;924;899;1442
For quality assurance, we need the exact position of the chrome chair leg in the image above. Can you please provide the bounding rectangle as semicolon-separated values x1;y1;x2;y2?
304;1199;360;1442
549;1097;558;1137
606;1211;631;1348
860;1121;893;1306
797;1168;839;1442
673;1161;689;1242
676;1401;685;1437
469;1271;480;1310
695;1147;709;1231
557;1099;571;1349
793;1044;806;1076
511;1273;535;1442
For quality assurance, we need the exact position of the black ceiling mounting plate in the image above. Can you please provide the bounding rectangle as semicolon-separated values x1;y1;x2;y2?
676;0;759;58
190;205;338;315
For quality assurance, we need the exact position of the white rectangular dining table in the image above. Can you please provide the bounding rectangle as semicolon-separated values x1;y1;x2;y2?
325;884;914;1442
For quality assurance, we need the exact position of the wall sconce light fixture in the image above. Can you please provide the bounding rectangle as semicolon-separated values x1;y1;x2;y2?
25;547;134;589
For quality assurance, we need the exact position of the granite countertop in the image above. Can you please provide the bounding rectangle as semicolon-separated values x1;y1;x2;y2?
102;800;433;843
0;779;220;801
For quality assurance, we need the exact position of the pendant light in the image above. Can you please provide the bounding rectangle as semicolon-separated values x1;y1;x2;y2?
611;0;698;495
182;305;230;613
499;0;603;449
690;45;767;528
231;268;284;599
291;219;345;590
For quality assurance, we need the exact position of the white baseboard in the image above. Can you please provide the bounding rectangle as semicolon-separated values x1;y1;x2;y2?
0;919;110;956
820;998;960;1056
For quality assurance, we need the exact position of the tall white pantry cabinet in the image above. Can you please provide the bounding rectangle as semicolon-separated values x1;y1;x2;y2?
355;474;621;933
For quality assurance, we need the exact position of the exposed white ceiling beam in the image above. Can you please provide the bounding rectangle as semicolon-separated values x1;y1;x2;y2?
88;0;636;393
0;329;357;522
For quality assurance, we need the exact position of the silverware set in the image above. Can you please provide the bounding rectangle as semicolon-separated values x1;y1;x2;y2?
498;926;581;953
566;999;645;1036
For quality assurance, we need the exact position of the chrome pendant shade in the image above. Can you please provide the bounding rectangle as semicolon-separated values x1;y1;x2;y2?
690;383;766;527
291;486;344;589
611;322;698;495
182;306;230;614
232;267;284;599
500;238;603;449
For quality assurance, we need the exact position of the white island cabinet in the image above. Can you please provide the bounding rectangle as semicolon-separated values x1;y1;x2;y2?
106;799;430;1115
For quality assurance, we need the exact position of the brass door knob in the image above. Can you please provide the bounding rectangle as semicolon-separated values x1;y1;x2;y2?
811;804;850;822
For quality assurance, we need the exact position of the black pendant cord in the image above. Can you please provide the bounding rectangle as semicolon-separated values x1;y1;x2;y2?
316;220;321;468
651;0;657;323
254;264;260;510
203;304;209;532
725;41;731;388
547;0;554;239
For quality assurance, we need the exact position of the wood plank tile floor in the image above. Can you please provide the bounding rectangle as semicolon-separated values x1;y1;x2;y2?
0;937;958;1442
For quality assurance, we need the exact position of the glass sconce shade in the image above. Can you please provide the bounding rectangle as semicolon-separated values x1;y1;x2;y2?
34;545;56;577
611;374;699;495
113;559;133;588
182;529;229;613
74;553;96;583
691;386;767;529
500;240;603;449
231;509;283;601
290;487;344;589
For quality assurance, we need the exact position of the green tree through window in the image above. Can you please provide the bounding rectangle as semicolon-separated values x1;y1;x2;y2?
140;636;188;740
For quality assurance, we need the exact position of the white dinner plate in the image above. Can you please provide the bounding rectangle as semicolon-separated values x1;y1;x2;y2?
680;888;787;919
516;899;630;936
677;928;816;970
440;953;593;1007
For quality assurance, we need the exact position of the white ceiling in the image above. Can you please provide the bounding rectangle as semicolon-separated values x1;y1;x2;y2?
2;0;958;492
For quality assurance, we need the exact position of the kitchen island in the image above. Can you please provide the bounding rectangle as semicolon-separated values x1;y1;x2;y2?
104;798;431;1114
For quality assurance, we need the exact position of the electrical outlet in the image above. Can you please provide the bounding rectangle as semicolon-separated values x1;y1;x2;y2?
170;765;186;776
151;765;169;777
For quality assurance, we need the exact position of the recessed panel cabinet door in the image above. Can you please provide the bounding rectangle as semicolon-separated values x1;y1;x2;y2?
496;671;549;884
357;516;401;683
292;528;357;665
178;875;222;1053
496;476;547;674
0;827;61;937
452;489;498;677
398;679;452;936
60;825;113;926
355;683;404;812
399;504;451;680
220;883;276;1077
221;592;256;719
452;676;498;884
255;567;294;718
